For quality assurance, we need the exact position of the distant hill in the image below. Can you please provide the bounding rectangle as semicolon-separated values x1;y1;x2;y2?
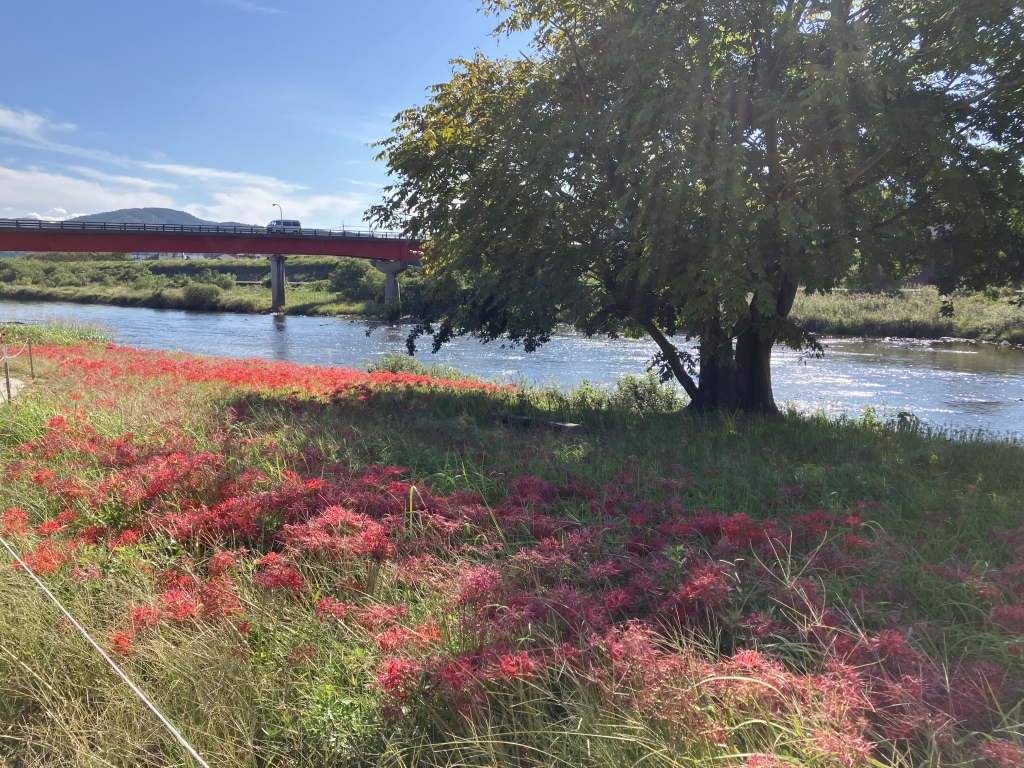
69;208;255;227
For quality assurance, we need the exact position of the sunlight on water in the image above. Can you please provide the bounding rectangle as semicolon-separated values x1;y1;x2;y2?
3;300;1023;436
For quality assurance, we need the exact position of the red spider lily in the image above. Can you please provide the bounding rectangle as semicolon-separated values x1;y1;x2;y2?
253;553;307;594
744;754;789;768
19;540;73;574
159;589;201;623
981;739;1024;768
1;508;29;536
809;730;875;768
33;345;511;398
992;605;1024;634
130;605;162;632
496;651;536;681
111;632;134;655
376;622;441;654
376;658;421;702
316;596;356;623
208;550;240;578
666;562;732;624
289;644;318;664
357;604;409;632
741;612;780;638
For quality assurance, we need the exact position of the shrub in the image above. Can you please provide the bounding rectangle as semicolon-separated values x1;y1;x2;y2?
609;373;681;414
365;352;479;381
329;260;372;297
182;283;223;310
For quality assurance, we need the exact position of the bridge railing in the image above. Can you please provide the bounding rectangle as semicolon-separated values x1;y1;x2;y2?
0;218;408;241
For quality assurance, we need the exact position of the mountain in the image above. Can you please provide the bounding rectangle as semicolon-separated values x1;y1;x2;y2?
69;208;255;227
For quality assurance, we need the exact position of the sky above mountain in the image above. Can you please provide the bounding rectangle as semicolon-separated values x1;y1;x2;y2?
0;0;525;227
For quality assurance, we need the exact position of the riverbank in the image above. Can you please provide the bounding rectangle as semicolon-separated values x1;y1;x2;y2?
1;333;1023;767
791;287;1024;345
4;256;1024;342
0;255;385;316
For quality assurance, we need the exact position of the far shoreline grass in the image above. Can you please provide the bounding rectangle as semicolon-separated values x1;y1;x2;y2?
3;259;1023;343
791;286;1024;345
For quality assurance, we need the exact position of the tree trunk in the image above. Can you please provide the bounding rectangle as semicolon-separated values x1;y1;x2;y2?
733;275;798;414
689;317;738;412
641;275;798;414
689;276;798;414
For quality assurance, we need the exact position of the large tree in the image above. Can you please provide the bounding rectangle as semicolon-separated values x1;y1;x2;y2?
371;0;1024;412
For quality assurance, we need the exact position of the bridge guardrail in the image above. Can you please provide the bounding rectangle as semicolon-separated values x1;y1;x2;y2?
0;219;406;241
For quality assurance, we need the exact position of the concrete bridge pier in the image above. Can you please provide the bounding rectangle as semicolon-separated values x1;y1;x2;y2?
270;254;287;312
373;260;409;305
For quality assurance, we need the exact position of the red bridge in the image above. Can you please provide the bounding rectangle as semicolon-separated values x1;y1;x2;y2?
0;218;422;310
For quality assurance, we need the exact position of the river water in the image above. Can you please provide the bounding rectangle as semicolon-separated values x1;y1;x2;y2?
3;299;1024;437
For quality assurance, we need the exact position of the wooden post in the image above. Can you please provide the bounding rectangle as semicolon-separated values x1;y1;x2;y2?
2;344;11;406
28;340;35;379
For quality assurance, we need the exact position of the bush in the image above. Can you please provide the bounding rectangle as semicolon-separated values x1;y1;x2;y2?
609;373;682;414
329;260;371;297
182;283;223;310
191;267;236;290
329;261;397;303
365;352;479;381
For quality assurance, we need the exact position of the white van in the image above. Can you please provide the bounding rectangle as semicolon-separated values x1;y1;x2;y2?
267;219;302;234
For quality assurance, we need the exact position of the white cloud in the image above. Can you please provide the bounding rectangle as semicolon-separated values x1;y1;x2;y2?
69;166;177;190
0;104;123;164
0;104;372;227
185;188;366;227
0;166;175;220
140;162;300;191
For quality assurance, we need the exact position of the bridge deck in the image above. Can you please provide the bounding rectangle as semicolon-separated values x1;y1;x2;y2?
0;219;421;261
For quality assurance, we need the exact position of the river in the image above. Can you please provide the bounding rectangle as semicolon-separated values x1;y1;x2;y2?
3;299;1024;437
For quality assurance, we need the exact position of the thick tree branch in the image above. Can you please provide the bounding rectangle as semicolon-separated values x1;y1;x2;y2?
641;319;700;401
844;145;891;194
949;77;1024;109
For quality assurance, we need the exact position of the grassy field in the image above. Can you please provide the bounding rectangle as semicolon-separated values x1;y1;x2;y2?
0;326;1023;767
792;287;1024;345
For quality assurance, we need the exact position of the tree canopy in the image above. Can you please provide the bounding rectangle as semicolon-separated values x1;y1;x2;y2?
371;0;1024;412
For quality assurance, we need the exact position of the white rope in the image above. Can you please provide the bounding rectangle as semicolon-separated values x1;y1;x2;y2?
2;343;28;358
0;534;212;768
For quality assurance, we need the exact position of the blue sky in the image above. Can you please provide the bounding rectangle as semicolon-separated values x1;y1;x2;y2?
0;0;524;226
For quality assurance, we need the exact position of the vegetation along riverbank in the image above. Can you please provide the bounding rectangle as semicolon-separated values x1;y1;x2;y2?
2;253;1024;345
1;324;1023;766
0;254;427;317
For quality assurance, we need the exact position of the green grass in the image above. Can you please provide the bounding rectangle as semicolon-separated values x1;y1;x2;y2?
792;286;1024;344
0;319;111;346
0;255;387;317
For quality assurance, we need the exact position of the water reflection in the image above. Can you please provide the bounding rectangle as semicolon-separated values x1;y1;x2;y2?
2;300;1022;436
